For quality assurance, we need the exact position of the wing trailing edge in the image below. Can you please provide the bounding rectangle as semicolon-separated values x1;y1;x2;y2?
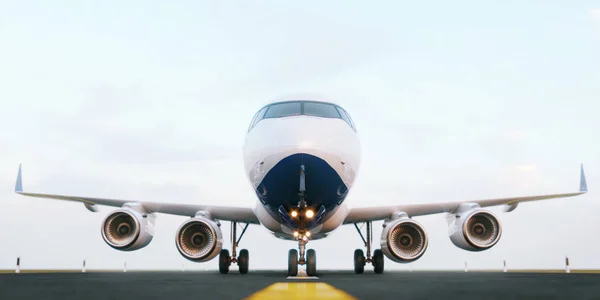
344;164;588;224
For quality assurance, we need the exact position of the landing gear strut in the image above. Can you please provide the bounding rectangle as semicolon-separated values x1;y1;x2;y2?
353;221;384;274
287;164;317;277
219;221;249;274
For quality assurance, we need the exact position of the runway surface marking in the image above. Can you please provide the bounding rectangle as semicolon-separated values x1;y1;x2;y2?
286;268;319;280
245;282;356;300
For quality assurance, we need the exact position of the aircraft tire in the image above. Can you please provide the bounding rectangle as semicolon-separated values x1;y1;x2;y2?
373;249;384;274
306;249;316;276
238;249;249;274
354;249;365;274
219;249;230;274
288;249;298;276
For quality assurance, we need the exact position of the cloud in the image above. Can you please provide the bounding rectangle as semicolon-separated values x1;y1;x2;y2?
515;164;536;172
499;129;528;143
591;8;600;29
591;8;600;19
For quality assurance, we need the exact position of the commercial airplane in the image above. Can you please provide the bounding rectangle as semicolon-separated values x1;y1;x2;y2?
14;99;588;276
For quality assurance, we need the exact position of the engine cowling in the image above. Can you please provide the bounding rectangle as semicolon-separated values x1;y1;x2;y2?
448;206;502;251
380;214;429;263
101;208;155;251
175;215;223;262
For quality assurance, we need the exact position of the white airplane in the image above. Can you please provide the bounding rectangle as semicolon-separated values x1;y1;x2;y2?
14;99;588;276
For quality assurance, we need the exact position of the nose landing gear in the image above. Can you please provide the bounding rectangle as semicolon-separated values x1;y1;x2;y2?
287;234;317;277
287;163;317;277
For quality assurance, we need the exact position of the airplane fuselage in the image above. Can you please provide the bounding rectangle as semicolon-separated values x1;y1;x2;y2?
242;100;361;240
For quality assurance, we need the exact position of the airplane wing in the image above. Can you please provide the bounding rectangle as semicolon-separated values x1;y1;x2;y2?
13;165;260;224
344;165;588;224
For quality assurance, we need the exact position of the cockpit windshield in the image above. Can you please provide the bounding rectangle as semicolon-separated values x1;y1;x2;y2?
263;102;301;118
303;102;341;118
248;101;356;132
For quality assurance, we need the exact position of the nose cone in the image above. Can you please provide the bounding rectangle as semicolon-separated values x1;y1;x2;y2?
243;116;361;188
266;116;360;166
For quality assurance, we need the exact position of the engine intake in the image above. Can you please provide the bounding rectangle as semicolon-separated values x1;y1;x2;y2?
381;216;428;263
449;208;502;251
175;216;223;262
101;208;154;251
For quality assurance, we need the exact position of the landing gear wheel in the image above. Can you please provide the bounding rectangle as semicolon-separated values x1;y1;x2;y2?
354;249;365;274
219;249;230;274
306;249;317;277
288;249;298;276
238;249;249;274
373;249;384;274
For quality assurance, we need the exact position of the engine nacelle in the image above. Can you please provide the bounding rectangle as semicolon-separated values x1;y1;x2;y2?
380;213;429;263
448;204;502;251
175;213;223;262
101;207;155;251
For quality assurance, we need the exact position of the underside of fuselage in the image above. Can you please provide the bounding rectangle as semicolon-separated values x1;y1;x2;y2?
255;153;348;234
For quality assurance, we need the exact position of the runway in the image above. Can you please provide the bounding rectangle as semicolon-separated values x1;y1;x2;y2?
1;270;600;299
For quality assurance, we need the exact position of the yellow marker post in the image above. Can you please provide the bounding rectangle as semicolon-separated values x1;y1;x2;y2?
245;282;357;300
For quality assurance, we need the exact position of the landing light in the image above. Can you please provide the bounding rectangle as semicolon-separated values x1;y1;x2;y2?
303;236;308;241
293;231;299;237
305;231;311;237
291;211;298;218
305;209;314;219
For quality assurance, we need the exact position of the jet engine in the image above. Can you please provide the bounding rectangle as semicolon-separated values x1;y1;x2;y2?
101;207;155;251
175;214;223;262
380;214;429;263
448;205;502;251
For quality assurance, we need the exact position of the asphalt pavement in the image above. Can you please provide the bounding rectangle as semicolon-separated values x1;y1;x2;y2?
1;270;599;300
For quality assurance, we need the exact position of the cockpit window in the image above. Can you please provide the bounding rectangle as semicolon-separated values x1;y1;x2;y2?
263;102;301;118
303;102;341;118
336;107;356;131
248;106;268;131
248;101;357;132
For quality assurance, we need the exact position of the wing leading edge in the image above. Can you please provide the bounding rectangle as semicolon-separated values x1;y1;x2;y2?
344;164;588;224
14;164;259;224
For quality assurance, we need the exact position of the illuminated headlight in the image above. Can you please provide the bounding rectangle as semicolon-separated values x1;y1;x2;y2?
305;209;314;219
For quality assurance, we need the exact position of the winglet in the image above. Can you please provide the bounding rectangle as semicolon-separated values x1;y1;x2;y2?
580;164;587;193
15;163;23;193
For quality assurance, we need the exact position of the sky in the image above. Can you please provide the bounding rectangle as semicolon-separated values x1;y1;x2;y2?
0;1;599;271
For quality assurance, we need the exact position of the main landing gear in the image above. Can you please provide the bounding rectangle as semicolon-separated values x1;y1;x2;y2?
219;221;250;274
353;221;384;274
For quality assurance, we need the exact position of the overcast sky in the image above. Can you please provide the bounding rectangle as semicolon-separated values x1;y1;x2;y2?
1;1;599;271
